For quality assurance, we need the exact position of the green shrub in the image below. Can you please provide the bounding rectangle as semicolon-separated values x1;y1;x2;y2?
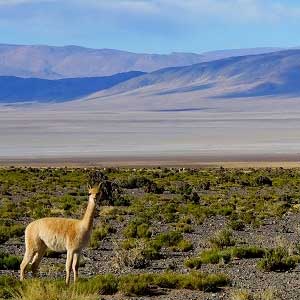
185;246;265;269
89;224;115;249
257;246;297;272
0;224;25;244
137;223;152;239
229;220;245;231
121;238;136;250
4;271;228;298
209;229;235;249
185;249;231;268
77;274;119;295
0;252;22;270
231;246;265;259
231;289;277;300
119;273;153;296
0;275;19;298
142;245;161;260
174;239;193;252
118;272;229;296
256;176;272;186
122;176;151;189
176;221;193;233
189;192;200;203
153;231;183;248
11;279;99;300
144;182;164;194
185;257;203;269
114;239;152;269
123;222;151;239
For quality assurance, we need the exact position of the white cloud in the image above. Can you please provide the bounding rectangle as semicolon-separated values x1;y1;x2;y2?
0;0;55;5
73;0;300;24
1;0;300;25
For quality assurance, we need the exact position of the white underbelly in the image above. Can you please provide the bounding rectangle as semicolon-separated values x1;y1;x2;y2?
42;235;67;252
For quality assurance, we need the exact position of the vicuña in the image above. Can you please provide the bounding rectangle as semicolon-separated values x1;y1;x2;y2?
20;182;104;284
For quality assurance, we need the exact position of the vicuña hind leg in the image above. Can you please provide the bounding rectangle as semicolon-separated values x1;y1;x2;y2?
31;243;47;277
20;250;35;281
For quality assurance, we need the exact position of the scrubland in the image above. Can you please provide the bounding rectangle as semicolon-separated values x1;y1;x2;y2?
1;166;300;299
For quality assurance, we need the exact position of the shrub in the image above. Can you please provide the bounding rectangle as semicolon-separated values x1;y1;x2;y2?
256;176;272;186
176;222;193;233
11;280;99;300
142;245;161;260
0;275;19;298
0;252;22;270
77;274;118;295
231;246;265;259
185;249;231;268
199;180;211;190
174;239;193;252
121;238;136;250
144;182;164;194
0;224;25;244
209;229;235;249
122;176;151;189
229;220;245;231
118;272;229;296
185;246;265;269
189;191;200;204
119;273;153;296
257;246;297;272
123;222;151;239
153;231;183;248
89;224;115;249
231;289;278;300
173;181;192;195
113;239;151;269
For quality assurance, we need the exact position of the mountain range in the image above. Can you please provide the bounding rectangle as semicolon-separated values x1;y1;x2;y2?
82;50;300;105
0;44;283;79
0;71;144;103
0;44;300;107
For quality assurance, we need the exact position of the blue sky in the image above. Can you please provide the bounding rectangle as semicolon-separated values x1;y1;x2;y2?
0;0;300;53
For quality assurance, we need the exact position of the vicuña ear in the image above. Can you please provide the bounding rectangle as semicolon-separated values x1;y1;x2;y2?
97;181;104;189
87;184;91;190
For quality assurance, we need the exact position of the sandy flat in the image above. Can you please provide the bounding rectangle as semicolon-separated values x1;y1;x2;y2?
1;99;300;168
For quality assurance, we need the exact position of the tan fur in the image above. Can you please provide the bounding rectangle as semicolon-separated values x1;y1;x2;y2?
20;183;103;284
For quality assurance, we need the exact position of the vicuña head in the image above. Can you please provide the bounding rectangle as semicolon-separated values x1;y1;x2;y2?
20;173;105;285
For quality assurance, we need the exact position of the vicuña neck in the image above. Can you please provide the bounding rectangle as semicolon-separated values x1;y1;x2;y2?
81;195;96;230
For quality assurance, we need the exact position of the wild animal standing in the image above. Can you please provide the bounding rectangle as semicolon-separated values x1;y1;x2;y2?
20;181;104;284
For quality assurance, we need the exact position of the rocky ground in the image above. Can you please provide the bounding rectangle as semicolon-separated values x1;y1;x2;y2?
2;167;300;299
2;212;300;299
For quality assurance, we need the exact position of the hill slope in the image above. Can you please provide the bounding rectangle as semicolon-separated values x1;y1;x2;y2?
74;50;300;111
0;44;283;79
0;71;144;103
90;50;300;99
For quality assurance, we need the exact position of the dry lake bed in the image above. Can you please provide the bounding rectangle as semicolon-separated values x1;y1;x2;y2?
1;102;300;166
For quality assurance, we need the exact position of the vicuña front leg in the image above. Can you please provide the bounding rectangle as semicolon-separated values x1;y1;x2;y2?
72;252;80;283
20;250;35;281
66;250;74;285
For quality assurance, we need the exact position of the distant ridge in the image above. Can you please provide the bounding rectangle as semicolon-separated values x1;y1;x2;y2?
0;43;284;79
0;71;145;103
79;49;300;110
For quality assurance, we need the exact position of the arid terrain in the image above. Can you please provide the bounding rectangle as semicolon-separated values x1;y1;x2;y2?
1;106;300;161
1;166;300;299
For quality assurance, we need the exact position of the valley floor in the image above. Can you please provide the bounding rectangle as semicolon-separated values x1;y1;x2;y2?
1;103;300;161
